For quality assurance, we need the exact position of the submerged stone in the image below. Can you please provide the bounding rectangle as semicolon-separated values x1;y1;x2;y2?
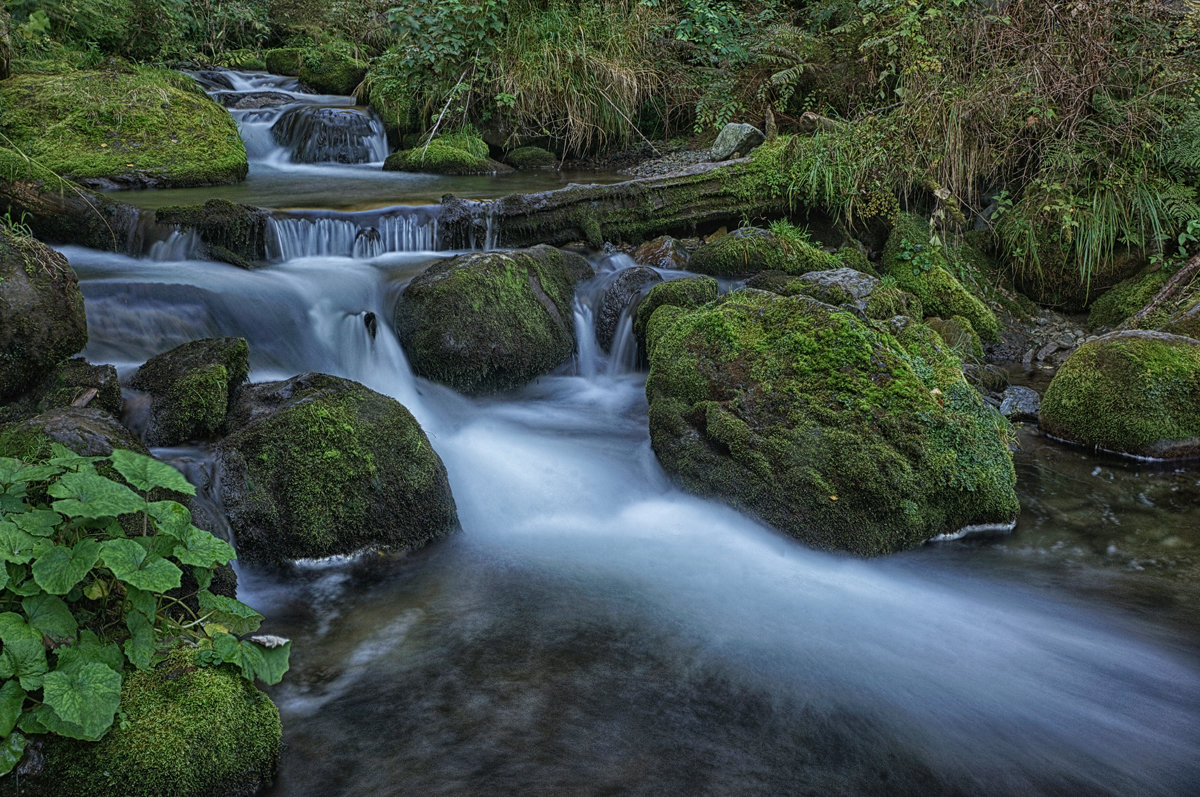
217;372;458;565
1040;330;1200;459
645;290;1018;555
394;246;591;394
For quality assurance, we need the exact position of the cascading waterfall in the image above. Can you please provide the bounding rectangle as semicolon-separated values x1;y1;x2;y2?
267;206;442;260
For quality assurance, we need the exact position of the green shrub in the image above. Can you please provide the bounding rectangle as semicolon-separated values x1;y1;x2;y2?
0;446;289;775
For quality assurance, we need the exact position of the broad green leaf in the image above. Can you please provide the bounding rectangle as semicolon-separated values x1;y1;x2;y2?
174;526;236;569
123;611;155;670
46;444;100;472
110;450;196;495
0;457;62;485
0;523;36;565
100;539;181;592
0;732;25;777
16;708;46;735
5;577;40;597
0;680;26;737
146;500;192;540
0;564;8;593
0;613;47;690
212;633;291;685
0;494;25;513
49;470;145;519
31;539;101;595
55;630;124;677
199;591;263;635
42;663;122;741
10;509;61;538
124;586;156;620
194;566;213;592
21;594;77;642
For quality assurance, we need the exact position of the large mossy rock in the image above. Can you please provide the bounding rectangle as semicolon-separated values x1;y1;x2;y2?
745;268;923;322
881;214;1000;341
0;230;87;402
9;407;148;457
263;47;303;76
1040;330;1200;459
31;648;280;797
0;67;247;189
645;290;1019;555
384;133;508;176
129;338;249;446
217;372;457;565
299;45;367;95
689;228;840;278
632;276;719;354
394;246;591;394
155;200;271;269
1087;269;1170;330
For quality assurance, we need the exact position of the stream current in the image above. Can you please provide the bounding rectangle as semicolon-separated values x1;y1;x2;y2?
64;73;1200;795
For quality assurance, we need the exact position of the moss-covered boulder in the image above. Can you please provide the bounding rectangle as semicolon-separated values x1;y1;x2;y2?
155;200;271;269
865;283;923;321
745;268;924;323
394;246;591;394
632;276;719;354
0;230;87;402
0;358;122;425
596;266;662;352
30;648;280;797
689;228;840;278
926;315;983;360
299;44;367;95
11;407;148;457
505;145;556;169
645;290;1019;555
0;66;247;189
383;136;509;176
881;214;1000;341
217;372;457;564
129;338;250;446
264;47;304;76
1039;330;1200;459
1088;269;1170;330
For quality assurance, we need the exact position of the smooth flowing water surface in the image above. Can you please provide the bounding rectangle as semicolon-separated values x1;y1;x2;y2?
59;71;1200;796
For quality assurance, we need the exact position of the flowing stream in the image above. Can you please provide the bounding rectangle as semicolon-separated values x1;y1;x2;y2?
58;71;1200;795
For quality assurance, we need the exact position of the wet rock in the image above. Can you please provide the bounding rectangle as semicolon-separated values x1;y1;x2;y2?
1040;330;1200;459
223;91;295;110
129;338;249;446
7;358;123;419
1036;342;1059;361
14;407;148;457
709;123;764;161
394;246;591;395
271;106;382;164
218;372;457;565
1000;386;1041;423
634;235;689;270
596;266;662;352
155;199;271;269
189;69;236;91
0;230;88;402
646;291;1019;555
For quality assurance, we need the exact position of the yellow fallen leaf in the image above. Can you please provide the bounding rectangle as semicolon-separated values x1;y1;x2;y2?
99;143;107;148
829;495;839;501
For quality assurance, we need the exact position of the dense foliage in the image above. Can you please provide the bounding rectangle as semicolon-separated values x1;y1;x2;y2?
0;445;289;775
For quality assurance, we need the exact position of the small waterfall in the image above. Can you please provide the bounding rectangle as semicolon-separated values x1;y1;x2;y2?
483;204;499;251
573;300;601;379
270;105;388;165
147;229;201;261
606;313;640;375
268;206;442;260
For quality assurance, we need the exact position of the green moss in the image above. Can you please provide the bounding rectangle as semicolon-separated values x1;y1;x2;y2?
926;315;983;360
882;214;1000;341
645;290;1018;555
383;141;497;175
264;47;303;76
1040;332;1200;458
633;276;720;353
506;145;557;168
835;244;876;276
865;284;922;320
299;43;367;95
393;247;587;394
129;337;249;446
0;66;247;188
218;373;457;563
1087;269;1170;329
35;648;280;797
690;228;841;278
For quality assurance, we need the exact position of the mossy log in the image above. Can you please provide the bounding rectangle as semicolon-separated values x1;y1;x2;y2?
438;158;799;250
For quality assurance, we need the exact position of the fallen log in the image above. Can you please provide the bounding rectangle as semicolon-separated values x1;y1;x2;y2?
438;157;814;250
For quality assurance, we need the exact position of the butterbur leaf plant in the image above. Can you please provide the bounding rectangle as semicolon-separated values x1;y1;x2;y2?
0;445;290;775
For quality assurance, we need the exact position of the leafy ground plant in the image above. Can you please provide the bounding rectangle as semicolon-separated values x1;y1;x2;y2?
0;446;289;775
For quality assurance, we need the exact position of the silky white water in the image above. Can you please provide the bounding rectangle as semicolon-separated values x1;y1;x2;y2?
61;237;1200;796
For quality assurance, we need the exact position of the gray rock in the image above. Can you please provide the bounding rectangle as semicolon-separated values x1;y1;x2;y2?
15;407;148;458
223;91;296;110
796;268;880;311
709;123;765;162
596;266;663;352
999;386;1041;423
1036;342;1060;361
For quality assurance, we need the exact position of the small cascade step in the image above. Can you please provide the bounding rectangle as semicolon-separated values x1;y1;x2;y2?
269;206;442;259
270;105;388;164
